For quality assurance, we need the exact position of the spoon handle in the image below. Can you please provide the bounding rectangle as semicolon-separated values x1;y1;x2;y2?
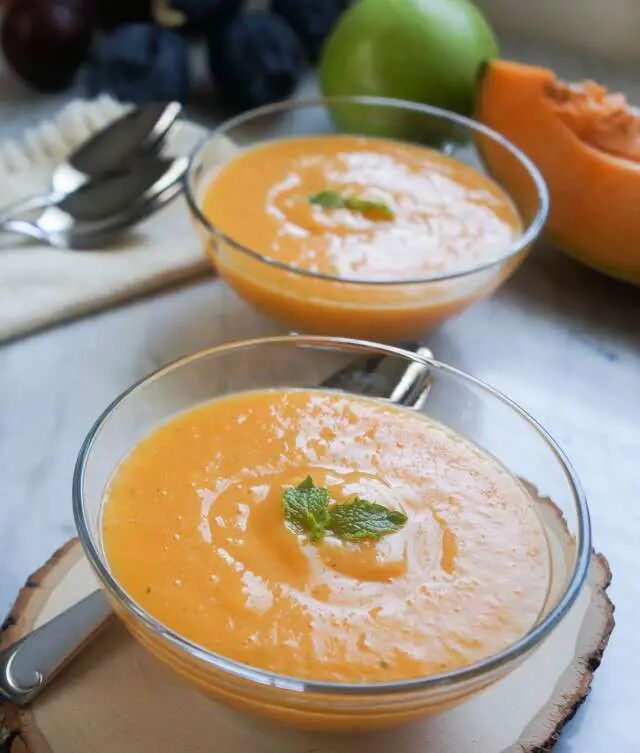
0;192;61;228
0;218;48;242
0;590;112;706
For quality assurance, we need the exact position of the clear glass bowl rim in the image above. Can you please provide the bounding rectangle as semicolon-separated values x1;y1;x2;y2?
73;335;590;697
183;95;550;287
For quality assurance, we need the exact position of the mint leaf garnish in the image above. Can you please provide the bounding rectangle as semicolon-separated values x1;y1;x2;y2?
328;498;407;541
309;190;395;220
282;477;406;543
282;476;330;542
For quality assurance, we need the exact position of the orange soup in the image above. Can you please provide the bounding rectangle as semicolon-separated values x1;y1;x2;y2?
199;136;524;341
205;135;521;280
103;388;550;683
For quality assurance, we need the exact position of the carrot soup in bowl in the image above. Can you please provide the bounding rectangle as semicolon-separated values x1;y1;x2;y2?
75;337;590;731
185;98;548;342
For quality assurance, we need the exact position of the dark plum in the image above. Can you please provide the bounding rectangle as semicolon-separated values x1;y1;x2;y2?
207;11;305;110
1;0;94;91
171;0;241;33
272;0;344;60
86;23;190;103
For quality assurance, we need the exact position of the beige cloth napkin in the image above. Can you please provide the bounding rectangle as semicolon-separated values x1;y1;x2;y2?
0;96;211;343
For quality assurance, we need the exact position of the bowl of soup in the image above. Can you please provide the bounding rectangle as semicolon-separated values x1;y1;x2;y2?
185;98;548;342
74;336;589;731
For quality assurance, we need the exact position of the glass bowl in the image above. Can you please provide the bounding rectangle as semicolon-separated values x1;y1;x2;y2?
184;97;549;343
74;336;589;731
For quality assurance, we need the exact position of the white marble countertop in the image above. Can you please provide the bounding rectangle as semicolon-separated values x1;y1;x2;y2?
1;44;639;753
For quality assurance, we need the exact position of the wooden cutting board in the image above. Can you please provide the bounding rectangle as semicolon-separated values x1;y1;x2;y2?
0;539;613;753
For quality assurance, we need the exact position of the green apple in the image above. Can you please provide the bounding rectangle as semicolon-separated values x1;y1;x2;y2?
320;0;498;117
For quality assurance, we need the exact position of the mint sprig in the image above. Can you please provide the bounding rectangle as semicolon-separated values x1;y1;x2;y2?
282;477;407;543
309;190;395;220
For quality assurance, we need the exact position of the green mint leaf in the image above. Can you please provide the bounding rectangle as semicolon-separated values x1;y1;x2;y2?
309;190;347;209
343;196;395;220
327;498;407;541
282;476;330;539
309;190;395;219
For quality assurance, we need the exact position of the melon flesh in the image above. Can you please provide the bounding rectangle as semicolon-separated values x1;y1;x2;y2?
476;60;640;284
550;79;640;162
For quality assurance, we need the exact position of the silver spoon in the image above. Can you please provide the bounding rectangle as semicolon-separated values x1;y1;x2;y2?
0;101;182;224
0;346;432;705
0;156;188;249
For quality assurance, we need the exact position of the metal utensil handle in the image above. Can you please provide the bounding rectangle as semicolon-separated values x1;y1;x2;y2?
0;590;112;706
0;218;51;242
389;345;433;408
0;192;63;230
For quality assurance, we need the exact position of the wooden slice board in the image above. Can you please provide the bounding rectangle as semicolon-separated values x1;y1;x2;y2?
1;539;613;753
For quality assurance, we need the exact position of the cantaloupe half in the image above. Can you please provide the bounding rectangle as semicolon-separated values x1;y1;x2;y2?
476;59;640;283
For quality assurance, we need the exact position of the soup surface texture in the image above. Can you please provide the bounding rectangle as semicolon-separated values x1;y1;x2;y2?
203;135;522;281
103;389;550;682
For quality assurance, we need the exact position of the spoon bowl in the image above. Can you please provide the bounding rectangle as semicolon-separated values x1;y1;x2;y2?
51;101;182;194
